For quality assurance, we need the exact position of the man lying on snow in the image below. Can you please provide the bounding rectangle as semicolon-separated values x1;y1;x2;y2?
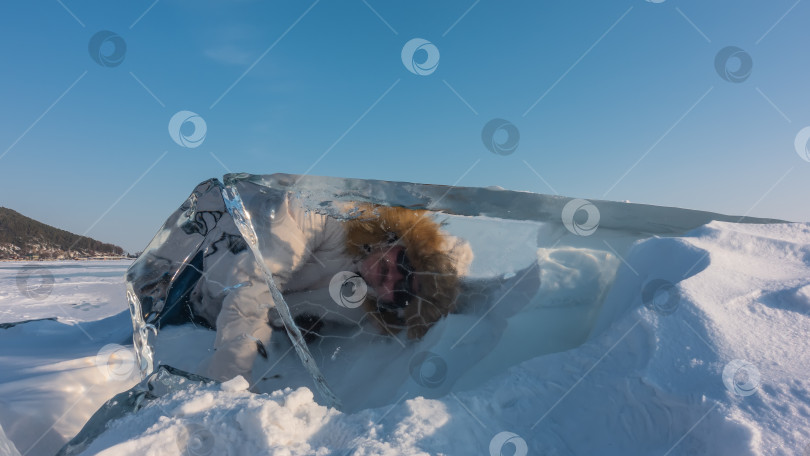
193;195;472;382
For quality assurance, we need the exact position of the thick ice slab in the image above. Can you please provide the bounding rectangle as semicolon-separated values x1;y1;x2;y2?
126;173;784;412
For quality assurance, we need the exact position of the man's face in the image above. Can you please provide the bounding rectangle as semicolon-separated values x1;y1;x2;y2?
359;245;406;305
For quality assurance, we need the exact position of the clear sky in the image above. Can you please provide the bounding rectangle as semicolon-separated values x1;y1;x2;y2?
1;0;808;253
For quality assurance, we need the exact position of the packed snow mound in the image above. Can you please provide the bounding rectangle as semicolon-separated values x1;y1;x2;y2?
79;220;810;455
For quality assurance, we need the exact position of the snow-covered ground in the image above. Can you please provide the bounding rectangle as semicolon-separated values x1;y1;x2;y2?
0;261;139;456
2;222;810;455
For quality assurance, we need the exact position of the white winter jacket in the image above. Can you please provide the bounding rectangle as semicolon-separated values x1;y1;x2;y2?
200;195;364;382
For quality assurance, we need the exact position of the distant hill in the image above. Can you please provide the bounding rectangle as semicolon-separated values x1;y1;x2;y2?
0;207;124;260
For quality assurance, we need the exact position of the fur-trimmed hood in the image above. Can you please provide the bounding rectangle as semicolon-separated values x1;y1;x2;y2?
344;204;473;338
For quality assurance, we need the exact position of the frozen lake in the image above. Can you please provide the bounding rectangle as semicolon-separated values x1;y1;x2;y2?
0;260;132;324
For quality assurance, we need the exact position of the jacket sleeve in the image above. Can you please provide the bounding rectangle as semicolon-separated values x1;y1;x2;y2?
204;195;337;381
206;248;272;382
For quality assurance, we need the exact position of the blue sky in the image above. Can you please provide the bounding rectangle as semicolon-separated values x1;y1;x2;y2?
1;0;808;253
